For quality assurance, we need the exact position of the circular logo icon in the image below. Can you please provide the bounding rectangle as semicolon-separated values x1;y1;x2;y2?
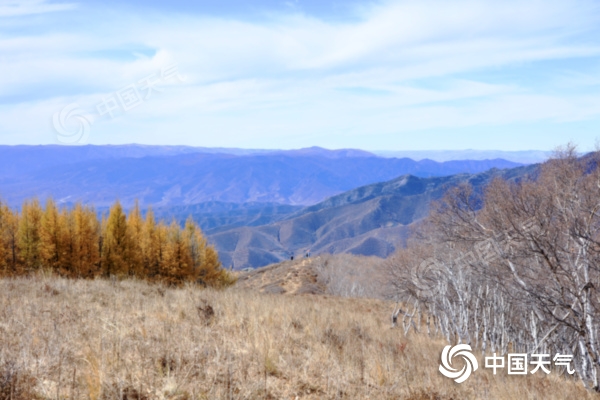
410;257;443;297
52;103;93;144
439;344;478;383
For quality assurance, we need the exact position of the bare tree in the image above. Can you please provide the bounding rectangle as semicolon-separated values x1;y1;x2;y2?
387;145;600;391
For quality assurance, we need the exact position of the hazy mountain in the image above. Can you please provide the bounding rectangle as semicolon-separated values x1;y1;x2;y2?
373;150;551;164
0;145;522;208
151;202;303;233
0;144;369;178
209;164;536;269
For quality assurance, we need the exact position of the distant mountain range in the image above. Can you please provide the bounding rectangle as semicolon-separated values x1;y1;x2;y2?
0;145;522;208
373;150;551;164
0;144;539;269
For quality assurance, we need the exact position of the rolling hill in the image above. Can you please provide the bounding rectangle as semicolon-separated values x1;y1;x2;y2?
209;164;536;269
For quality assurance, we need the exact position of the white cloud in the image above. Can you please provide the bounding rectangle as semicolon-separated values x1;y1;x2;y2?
1;0;600;147
0;0;76;17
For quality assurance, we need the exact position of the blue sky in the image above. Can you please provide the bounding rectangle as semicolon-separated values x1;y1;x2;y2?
1;0;600;151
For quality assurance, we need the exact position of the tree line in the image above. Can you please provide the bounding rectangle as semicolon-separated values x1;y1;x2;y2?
387;145;600;391
0;198;234;287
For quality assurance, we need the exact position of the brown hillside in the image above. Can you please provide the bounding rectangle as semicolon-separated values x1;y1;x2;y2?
235;254;388;299
0;275;593;399
236;257;328;295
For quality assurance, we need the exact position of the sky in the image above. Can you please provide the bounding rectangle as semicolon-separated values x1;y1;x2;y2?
1;0;600;151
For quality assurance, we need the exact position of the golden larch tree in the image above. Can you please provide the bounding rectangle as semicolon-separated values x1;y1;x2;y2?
18;199;43;271
101;201;131;277
127;201;144;276
72;204;100;277
161;221;195;285
40;198;66;273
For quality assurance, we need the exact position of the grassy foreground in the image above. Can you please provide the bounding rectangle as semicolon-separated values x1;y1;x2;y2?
0;276;596;399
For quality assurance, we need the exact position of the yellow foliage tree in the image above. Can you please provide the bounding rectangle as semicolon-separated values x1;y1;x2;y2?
40;198;66;273
0;197;232;286
101;201;131;277
127;201;144;276
70;204;100;277
1;204;19;274
0;202;8;274
18;199;43;271
161;221;195;285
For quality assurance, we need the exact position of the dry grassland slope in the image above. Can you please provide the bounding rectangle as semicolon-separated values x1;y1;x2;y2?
0;275;595;399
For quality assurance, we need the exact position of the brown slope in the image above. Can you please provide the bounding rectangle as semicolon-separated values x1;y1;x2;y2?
236;257;327;295
235;253;388;299
210;165;536;269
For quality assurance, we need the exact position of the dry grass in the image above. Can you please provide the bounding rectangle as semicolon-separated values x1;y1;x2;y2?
0;275;596;399
236;254;386;298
